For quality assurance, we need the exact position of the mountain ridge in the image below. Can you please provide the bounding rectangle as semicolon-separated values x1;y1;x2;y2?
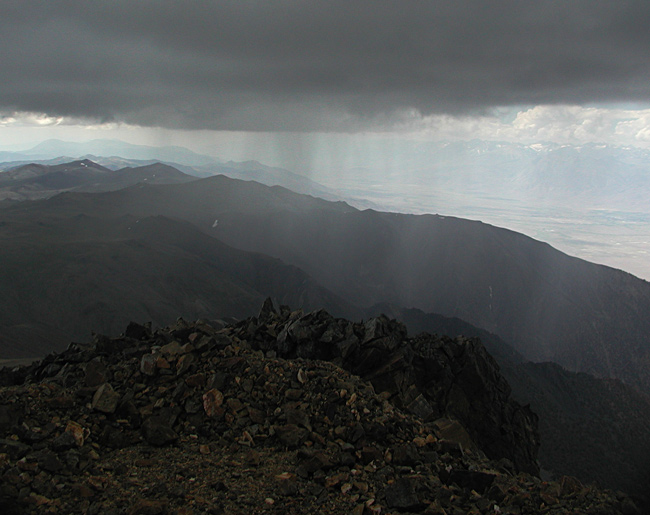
1;139;219;167
3;165;650;395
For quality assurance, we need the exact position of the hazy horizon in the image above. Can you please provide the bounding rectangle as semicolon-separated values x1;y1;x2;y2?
1;135;649;282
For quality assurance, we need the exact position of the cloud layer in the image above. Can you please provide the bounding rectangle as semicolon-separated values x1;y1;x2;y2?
3;1;650;131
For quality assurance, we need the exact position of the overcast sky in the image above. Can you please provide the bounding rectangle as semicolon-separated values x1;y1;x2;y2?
2;1;650;161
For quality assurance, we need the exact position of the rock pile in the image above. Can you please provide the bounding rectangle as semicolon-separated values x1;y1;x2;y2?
244;300;539;475
0;301;638;514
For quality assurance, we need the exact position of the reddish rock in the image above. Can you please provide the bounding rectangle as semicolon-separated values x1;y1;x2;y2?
65;421;87;447
202;388;224;417
140;354;157;376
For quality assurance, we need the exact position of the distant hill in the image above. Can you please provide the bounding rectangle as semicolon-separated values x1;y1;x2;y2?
0;160;197;200
0;159;111;182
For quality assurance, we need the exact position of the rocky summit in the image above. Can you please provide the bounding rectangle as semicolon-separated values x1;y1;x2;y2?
0;301;638;514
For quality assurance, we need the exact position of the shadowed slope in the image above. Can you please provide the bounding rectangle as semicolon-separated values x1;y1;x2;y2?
3;173;650;394
0;213;354;358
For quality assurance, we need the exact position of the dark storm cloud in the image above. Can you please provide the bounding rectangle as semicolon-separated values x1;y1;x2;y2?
2;0;650;131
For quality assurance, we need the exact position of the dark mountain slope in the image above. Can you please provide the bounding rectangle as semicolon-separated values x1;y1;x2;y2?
0;160;111;197
0;213;354;358
0;159;111;181
211;207;650;394
505;362;650;508
5;174;650;394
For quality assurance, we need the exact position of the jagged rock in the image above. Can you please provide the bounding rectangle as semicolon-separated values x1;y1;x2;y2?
175;353;194;375
407;394;435;420
560;475;583;496
392;443;422;467
259;297;277;320
240;308;539;474
64;421;86;447
185;373;206;388
0;404;21;431
51;430;78;451
434;418;476;452
160;341;183;357
34;450;64;473
296;450;334;475
277;472;299;496
127;498;167;514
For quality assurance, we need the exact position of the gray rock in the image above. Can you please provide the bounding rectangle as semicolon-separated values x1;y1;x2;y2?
92;383;121;414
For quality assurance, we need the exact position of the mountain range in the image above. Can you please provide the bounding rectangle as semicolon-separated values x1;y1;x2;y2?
0;139;219;167
6;138;650;212
0;141;348;205
0;160;197;201
1;157;650;506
